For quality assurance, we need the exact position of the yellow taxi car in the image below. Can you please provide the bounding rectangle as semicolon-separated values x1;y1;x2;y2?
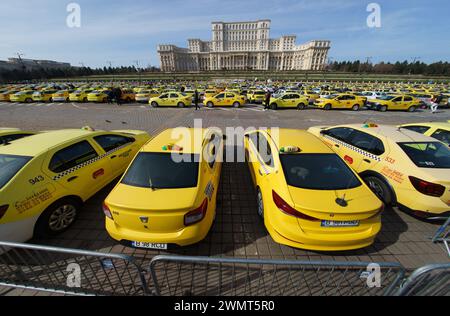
149;92;192;108
368;95;422;112
269;93;310;110
204;89;221;100
69;89;94;102
400;122;450;146
204;92;246;108
247;90;266;104
87;89;111;103
314;94;365;111
135;90;160;103
10;90;35;103
309;124;450;219
51;90;74;103
0;128;35;145
120;89;136;103
32;90;58;102
0;90;19;102
0;128;151;243
301;90;321;103
244;129;382;251
104;128;224;248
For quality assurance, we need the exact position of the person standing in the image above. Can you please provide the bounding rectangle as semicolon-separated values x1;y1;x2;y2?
431;94;443;114
264;90;271;110
115;88;122;106
194;89;200;110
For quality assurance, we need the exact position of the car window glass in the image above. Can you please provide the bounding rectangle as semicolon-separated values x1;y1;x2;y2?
255;133;274;167
49;140;98;173
349;131;385;155
431;129;450;146
94;134;135;152
402;126;430;134
398;142;450;168
0;154;32;190
326;127;354;142
216;93;225;99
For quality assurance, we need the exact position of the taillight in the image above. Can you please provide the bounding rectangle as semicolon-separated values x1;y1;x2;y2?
102;202;113;219
409;176;445;197
272;191;319;221
0;205;9;220
184;199;208;226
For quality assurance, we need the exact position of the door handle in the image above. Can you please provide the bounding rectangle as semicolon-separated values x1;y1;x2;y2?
67;176;78;183
334;144;340;148
110;155;117;159
363;159;371;163
93;169;105;179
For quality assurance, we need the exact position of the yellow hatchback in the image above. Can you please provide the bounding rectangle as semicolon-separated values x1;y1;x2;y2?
32;90;58;102
309;124;450;219
0;128;151;243
244;129;383;251
204;92;246;108
104;128;224;248
10;90;35;103
69;89;94;102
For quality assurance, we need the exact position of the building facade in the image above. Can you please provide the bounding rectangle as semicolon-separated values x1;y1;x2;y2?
0;58;71;71
158;20;331;72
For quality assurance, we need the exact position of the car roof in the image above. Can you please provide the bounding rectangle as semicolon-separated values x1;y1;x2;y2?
268;129;333;154
401;122;450;130
339;124;436;142
0;129;103;156
141;128;209;154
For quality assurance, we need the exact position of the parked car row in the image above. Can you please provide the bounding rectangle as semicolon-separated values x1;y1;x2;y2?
0;122;449;252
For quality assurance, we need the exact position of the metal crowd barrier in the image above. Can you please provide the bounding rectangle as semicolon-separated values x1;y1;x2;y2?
149;255;405;296
431;217;450;257
0;241;149;296
396;264;450;296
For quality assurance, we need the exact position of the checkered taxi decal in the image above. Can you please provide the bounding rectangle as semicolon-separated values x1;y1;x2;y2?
52;144;130;181
324;135;382;162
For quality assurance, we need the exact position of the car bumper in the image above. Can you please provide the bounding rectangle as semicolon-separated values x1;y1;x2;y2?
52;97;67;102
105;216;213;247
397;189;450;216
0;215;39;246
265;207;381;251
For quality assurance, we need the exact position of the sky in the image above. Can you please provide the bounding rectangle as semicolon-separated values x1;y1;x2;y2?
0;0;449;68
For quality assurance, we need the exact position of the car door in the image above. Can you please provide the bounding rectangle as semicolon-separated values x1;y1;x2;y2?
226;93;235;106
403;96;414;110
345;130;386;173
215;93;225;106
93;134;137;178
334;95;346;108
43;140;113;201
158;93;169;105
391;96;404;110
169;93;179;106
203;132;223;203
321;127;354;157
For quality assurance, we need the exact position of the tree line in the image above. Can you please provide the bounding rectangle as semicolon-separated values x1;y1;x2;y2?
0;66;161;83
328;60;450;76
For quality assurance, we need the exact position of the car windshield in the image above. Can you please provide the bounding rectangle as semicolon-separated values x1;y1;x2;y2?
378;95;395;100
0;154;32;190
398;142;450;168
121;153;199;189
323;94;337;99
280;154;361;190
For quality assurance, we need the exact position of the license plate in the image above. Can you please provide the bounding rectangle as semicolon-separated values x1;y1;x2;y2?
321;220;360;227
131;242;167;250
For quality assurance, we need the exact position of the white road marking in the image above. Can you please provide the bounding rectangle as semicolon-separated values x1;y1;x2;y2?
219;108;232;112
71;102;87;109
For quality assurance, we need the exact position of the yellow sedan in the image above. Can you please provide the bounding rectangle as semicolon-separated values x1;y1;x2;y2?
309;124;450;219
149;92;192;108
368;95;422;112
10;91;35;103
69;89;94;102
32;90;58;102
269;93;310;110
104;128;224;248
204;92;246;108
400;122;450;146
314;94;365;111
244;129;383;251
0;128;151;243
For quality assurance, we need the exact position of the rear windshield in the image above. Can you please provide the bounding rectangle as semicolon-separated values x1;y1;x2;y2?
0;154;32;189
398;142;450;168
280;154;361;190
122;153;199;189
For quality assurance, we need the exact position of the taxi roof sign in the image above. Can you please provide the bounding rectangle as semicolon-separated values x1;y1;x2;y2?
280;146;301;154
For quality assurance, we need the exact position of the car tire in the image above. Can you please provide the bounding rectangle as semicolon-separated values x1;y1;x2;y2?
352;104;360;111
270;103;277;110
297;103;306;110
35;197;81;237
324;104;332;110
178;102;185;108
102;98;107;103
233;102;240;108
83;97;87;102
151;101;158;108
66;98;69;103
207;102;214;108
379;105;387;112
256;188;264;219
364;176;393;205
25;98;32;103
407;106;416;112
126;97;131;103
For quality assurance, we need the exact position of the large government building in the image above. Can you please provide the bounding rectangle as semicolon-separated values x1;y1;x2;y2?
158;19;331;72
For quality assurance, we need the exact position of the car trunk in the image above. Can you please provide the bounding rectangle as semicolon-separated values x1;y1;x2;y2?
107;184;199;234
421;169;450;206
287;185;381;222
